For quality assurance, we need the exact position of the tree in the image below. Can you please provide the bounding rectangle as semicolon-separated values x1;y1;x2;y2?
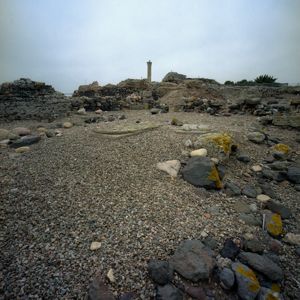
224;80;234;85
255;74;277;84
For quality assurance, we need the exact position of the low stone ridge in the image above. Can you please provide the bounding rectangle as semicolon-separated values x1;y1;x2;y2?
0;78;70;120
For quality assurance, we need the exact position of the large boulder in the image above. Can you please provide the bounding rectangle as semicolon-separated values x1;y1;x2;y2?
182;157;222;189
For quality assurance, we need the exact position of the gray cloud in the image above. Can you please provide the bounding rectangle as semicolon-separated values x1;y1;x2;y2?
0;0;299;93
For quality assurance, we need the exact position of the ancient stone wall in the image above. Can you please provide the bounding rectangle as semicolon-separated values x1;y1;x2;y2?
0;78;71;121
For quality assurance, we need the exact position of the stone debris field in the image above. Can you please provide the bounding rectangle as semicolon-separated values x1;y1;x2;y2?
0;76;300;300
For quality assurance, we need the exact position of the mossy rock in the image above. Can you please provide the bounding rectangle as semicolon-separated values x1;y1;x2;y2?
272;143;290;154
266;213;283;237
194;132;236;162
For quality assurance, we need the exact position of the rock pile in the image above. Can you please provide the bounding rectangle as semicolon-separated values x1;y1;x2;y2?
71;79;158;111
0;78;70;120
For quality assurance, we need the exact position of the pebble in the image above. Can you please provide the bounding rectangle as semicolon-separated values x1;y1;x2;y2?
256;194;271;202
155;284;183;300
283;233;300;246
95;109;103;114
12;127;31;136
63;122;73;129
15;146;30;153
251;165;262;172
106;268;115;283
90;241;101;251
220;238;240;260
219;267;235;290
266;200;292;219
77;108;87;115
242;185;258;198
190;148;207;157
247;131;266;144
157;160;181;177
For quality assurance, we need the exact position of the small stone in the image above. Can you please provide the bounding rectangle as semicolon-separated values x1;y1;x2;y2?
10;135;41;148
287;165;300;184
265;213;283;237
95;109;103;114
247;131;266;144
0;128;10;141
239;213;262;227
251;165;262;172
295;184;300;191
283;233;300;246
266;200;292;219
243;239;265;253
106;268;115;283
232;262;260;300
256;194;271;203
210;157;219;164
90;242;101;251
185;285;206;299
148;260;173;285
257;287;283;300
238;252;283;281
220;238;240;260
150;108;160;114
190;148;207;157
15;146;30;153
155;284;183;300
249;203;257;212
0;139;10;147
234;200;251;213
295;247;300;256
184;139;193;148
268;239;283;254
236;153;251;163
272;143;290;154
219;267;235;290
225;181;241;196
63;122;73;128
12;127;31;136
77;107;87;115
157;160;181;177
242;185;258;198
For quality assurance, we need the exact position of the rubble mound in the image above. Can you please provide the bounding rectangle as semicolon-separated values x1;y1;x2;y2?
0;78;70;121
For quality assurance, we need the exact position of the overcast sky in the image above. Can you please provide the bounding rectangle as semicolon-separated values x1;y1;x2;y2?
1;0;299;93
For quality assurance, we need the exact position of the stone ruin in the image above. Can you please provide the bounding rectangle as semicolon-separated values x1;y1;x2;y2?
0;74;299;129
0;78;70;121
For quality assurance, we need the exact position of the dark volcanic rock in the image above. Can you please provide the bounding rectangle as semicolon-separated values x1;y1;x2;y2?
225;181;241;196
287;165;300;184
0;78;70;120
238;252;283;281
148;260;174;285
220;238;240;260
219;267;235;290
169;240;215;282
182;157;222;190
242;185;258;198
266;200;292;219
88;274;115;300
10;135;41;148
155;284;183;300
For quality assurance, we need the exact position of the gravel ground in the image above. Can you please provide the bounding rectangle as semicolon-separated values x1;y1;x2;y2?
1;111;299;299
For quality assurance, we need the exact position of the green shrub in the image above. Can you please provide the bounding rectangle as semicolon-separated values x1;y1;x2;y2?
255;74;277;84
224;80;234;85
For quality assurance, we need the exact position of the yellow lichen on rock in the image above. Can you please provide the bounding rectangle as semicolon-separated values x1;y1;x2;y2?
209;133;233;154
208;165;223;189
273;143;290;154
266;213;283;237
236;265;260;293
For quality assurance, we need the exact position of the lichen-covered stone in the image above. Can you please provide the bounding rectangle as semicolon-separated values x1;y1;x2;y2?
232;262;261;300
194;132;235;162
266;213;283;237
272;143;290;154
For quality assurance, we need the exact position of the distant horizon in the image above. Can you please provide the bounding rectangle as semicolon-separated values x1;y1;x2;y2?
1;71;300;95
1;0;299;93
